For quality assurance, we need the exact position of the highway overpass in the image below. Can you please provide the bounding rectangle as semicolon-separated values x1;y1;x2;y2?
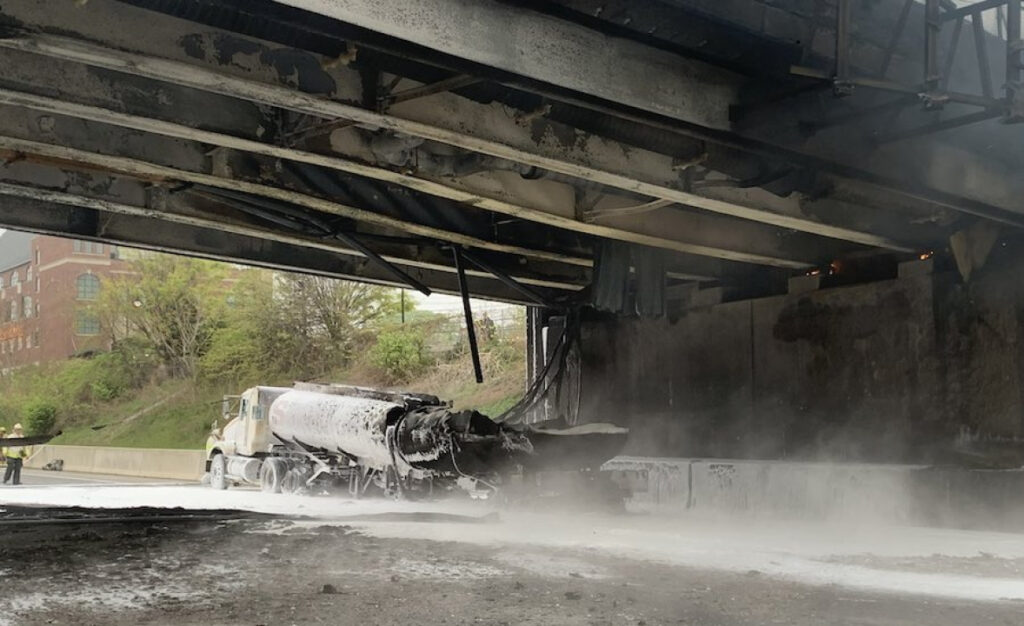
1;0;1023;463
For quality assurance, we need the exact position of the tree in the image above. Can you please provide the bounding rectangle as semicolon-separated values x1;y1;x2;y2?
100;254;229;378
279;275;404;362
200;270;408;384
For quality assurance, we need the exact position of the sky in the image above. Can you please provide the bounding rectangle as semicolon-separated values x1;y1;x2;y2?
408;291;520;316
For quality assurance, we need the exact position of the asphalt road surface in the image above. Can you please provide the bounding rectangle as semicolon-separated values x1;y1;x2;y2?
1;480;1024;624
4;469;177;486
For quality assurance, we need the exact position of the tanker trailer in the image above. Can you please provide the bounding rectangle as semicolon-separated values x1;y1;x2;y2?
205;382;627;499
206;383;538;498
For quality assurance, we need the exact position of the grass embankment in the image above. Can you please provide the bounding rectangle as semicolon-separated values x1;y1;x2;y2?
1;340;525;450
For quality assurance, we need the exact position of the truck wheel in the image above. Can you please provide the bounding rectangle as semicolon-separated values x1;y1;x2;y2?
260;458;285;493
209;454;228;490
281;468;306;495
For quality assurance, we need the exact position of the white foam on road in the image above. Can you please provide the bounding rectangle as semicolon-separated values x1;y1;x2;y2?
4;484;1024;602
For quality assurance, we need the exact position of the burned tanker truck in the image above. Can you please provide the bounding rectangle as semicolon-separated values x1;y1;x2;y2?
205;382;627;499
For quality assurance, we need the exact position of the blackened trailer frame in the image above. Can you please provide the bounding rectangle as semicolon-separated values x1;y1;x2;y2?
792;0;1024;137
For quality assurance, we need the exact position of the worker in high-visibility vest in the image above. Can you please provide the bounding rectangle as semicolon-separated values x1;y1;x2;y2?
2;423;32;485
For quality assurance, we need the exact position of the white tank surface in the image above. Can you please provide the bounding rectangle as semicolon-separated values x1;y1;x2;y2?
269;390;402;470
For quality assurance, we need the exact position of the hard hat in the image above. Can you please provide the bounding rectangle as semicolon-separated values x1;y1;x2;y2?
12;423;22;430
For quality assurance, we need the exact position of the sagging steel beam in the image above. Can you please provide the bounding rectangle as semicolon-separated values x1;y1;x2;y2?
0;134;593;270
0;34;911;257
386;75;482;105
458;247;553;308
0;181;582;295
190;187;432;295
0;85;817;268
451;246;484;384
0;194;547;304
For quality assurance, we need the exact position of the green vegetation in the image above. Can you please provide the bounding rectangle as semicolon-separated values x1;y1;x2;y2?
0;253;526;449
369;325;430;384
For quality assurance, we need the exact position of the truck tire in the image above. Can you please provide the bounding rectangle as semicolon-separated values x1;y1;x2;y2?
281;467;307;495
260;458;285;493
209;453;228;490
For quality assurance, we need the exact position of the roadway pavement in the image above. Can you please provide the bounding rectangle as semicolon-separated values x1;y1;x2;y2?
5;468;178;486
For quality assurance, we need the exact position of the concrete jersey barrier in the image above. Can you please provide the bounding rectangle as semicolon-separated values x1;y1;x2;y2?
25;445;205;481
602;456;1024;531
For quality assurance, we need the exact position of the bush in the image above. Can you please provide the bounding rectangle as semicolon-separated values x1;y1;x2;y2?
369;327;430;383
24;400;57;436
90;379;122;402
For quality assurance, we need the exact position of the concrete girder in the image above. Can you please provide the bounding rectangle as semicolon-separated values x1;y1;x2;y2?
0;85;850;271
0;34;912;258
4;0;1016;241
272;0;740;130
0;193;553;304
270;0;1023;220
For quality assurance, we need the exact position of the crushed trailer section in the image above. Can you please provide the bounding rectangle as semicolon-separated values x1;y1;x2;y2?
206;382;626;498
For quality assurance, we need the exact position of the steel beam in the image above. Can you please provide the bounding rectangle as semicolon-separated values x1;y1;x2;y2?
459;247;553;307
386;75;482;105
880;0;915;77
192;187;433;296
452;246;484;383
1008;0;1023;118
0;134;594;270
0;86;822;267
834;0;853;96
0;194;548;304
874;108;1004;143
0;34;910;256
942;0;1008;22
0;181;585;294
972;14;994;99
925;0;942;93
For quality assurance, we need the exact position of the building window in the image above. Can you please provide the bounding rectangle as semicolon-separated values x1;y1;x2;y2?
26;268;32;283
77;274;101;300
22;296;31;319
35;249;40;265
24;334;30;349
10;299;17;321
75;310;101;335
32;330;39;348
10;271;18;286
74;240;104;255
0;275;4;288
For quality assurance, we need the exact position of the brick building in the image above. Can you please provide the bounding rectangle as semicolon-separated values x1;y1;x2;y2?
0;230;128;372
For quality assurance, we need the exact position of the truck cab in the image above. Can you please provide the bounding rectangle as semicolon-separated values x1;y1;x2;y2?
206;386;290;487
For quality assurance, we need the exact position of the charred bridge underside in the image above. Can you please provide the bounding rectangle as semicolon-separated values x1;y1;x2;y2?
0;0;1021;307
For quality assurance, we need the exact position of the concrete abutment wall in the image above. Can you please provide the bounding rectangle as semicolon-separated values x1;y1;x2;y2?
579;259;1024;466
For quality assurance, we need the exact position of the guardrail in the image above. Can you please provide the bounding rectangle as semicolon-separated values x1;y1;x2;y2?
25;445;205;481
